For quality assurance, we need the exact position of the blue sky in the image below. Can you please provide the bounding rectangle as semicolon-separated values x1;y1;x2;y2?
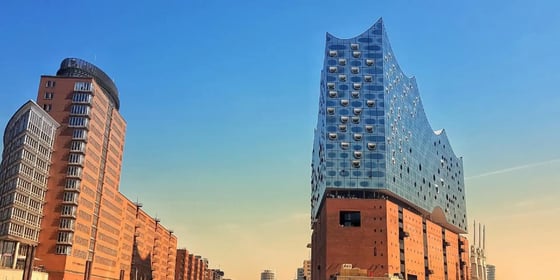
1;1;560;279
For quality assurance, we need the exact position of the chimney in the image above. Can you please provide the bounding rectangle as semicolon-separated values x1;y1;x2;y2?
473;220;476;246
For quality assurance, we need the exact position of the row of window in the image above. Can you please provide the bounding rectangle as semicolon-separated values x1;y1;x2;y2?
11;207;26;221
328;106;365;114
8;178;37;197
0;178;17;194
1;222;37;241
45;80;56;88
334;75;374;83
329;132;367;141
328;50;368;58
23;136;51;159
24;135;38;149
7;222;24;235
329;66;372;74
20;163;34;177
334;124;375;133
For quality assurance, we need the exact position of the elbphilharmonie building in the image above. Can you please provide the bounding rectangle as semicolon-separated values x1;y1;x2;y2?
311;19;470;280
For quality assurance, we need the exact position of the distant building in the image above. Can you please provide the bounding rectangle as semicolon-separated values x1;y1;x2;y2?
176;249;191;280
261;269;275;280
297;267;305;280
334;265;401;280
486;265;495;280
209;269;224;280
310;19;470;280
186;254;208;280
0;100;59;269
303;260;311;280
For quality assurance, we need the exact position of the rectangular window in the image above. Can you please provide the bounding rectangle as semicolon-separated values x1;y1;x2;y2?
20;163;34;176
339;211;361;227
60;218;75;230
55;245;72;255
12;207;26;220
70;105;90;115
70;141;85;152
17;178;31;191
72;129;87;140
74;82;93;92
72;93;92;103
25;136;38;149
68;153;84;164
63;192;78;203
29;199;42;211
44;92;54;99
67;166;82;177
33;172;46;185
43;104;52;112
65;179;81;190
68;117;88;127
36;158;47;170
38;145;49;157
14;192;29;205
61;205;77;217
26;212;38;225
31;184;44;198
9;223;24;235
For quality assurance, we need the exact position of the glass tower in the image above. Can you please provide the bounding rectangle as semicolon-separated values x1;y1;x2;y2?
311;18;467;233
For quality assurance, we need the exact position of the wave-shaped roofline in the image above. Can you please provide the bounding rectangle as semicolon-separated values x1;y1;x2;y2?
325;18;462;162
325;18;385;40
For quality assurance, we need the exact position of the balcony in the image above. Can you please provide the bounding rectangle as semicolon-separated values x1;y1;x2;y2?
74;82;93;92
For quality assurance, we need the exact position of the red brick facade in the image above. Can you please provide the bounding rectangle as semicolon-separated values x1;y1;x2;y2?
34;75;178;280
311;197;470;280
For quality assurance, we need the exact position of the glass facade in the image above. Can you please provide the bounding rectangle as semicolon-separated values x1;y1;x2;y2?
311;19;467;232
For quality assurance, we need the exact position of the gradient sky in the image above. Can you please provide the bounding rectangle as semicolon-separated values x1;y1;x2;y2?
1;1;560;280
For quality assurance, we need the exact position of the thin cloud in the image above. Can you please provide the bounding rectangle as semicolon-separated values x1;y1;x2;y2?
490;206;560;220
466;158;560;180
